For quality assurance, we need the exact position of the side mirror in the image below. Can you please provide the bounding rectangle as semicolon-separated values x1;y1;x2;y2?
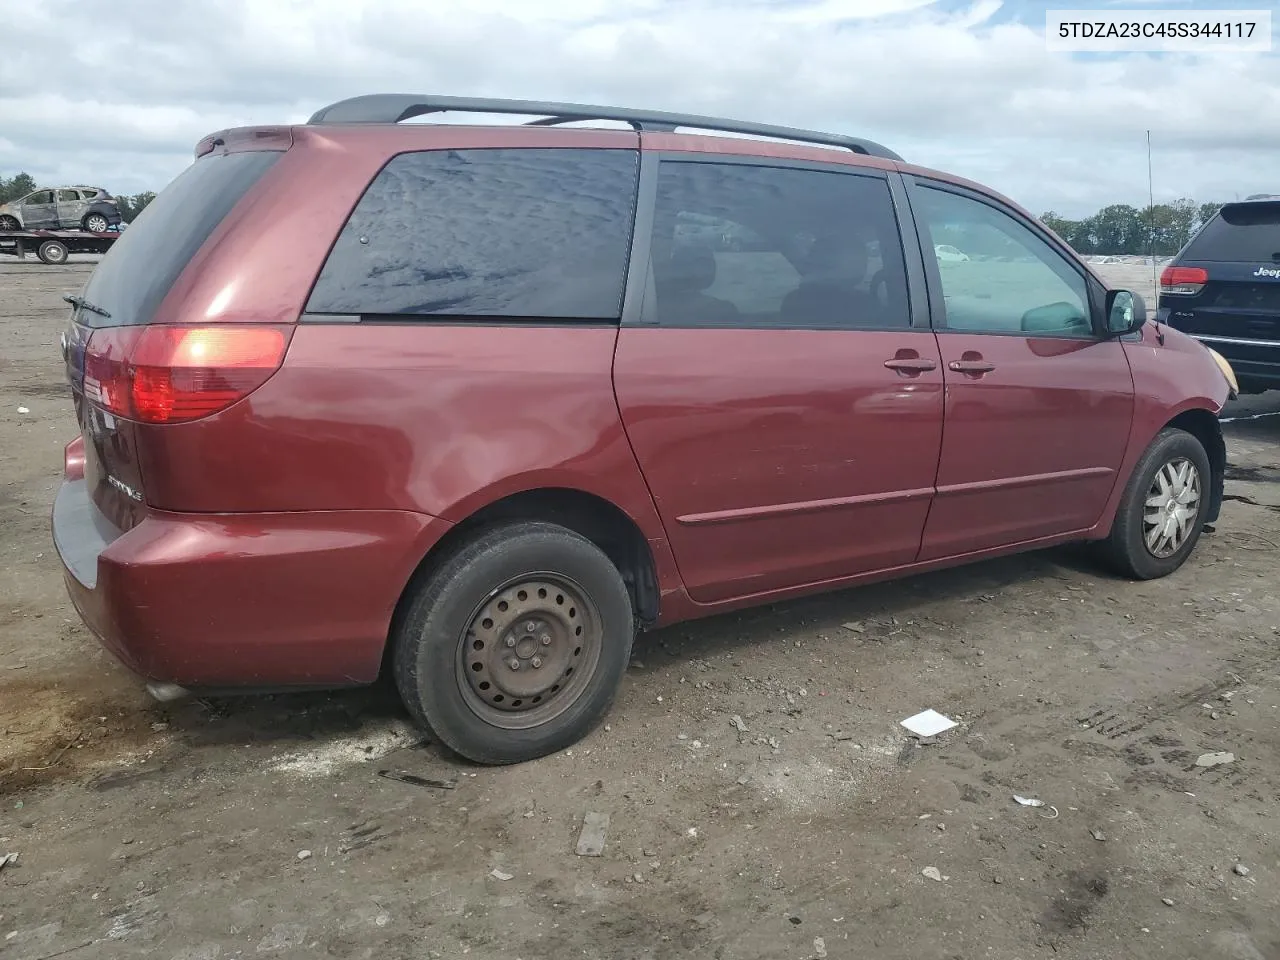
1105;289;1147;336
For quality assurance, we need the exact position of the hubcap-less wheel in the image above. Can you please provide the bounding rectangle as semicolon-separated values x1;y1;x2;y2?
1143;457;1201;558
39;242;68;264
458;575;602;730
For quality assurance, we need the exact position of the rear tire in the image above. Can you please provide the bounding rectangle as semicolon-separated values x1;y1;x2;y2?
37;240;68;265
1100;427;1211;579
83;213;110;233
393;521;634;765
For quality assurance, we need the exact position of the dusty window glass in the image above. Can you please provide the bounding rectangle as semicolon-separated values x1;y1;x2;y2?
308;148;640;320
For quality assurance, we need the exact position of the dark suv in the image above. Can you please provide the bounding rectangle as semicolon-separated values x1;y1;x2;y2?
53;94;1236;764
1160;195;1280;393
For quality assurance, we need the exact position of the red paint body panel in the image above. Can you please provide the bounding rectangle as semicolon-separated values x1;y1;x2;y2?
49;116;1234;696
63;436;85;482
62;507;446;686
920;333;1135;559
1101;323;1231;520
613;327;944;602
133;322;688;638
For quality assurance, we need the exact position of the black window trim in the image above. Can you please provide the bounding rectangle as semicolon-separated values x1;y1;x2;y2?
299;143;644;326
622;151;923;332
904;175;1108;341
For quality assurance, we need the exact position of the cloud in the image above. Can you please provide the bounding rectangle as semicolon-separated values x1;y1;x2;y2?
0;0;1275;215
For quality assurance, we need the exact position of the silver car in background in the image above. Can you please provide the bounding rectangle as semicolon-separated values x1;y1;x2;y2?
0;186;122;232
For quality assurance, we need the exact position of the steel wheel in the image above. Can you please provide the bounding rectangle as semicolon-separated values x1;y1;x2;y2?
38;240;68;265
457;574;603;730
1143;456;1201;558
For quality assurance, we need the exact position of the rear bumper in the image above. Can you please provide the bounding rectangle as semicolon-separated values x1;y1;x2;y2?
52;478;448;688
1182;333;1280;387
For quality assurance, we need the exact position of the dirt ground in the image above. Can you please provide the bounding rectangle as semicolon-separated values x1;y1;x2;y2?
1;258;1278;960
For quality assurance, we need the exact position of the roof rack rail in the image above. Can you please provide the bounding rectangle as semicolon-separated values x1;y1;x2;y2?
306;94;902;161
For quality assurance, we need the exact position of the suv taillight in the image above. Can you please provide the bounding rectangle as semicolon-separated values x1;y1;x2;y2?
83;324;291;423
1159;266;1208;296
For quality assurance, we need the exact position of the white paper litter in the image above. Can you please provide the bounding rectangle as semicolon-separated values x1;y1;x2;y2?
1195;751;1235;768
1013;795;1045;807
489;868;514;881
16;406;29;415
900;709;957;738
921;866;944;882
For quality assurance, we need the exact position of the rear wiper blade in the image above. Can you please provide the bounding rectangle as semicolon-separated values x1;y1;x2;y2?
62;294;111;319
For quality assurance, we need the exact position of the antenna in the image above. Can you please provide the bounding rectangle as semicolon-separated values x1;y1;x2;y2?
1147;130;1164;344
1147;129;1156;290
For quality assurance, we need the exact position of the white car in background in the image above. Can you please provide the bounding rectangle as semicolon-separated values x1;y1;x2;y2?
934;243;969;262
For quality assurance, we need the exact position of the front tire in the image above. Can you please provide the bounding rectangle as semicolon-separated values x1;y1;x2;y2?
0;215;18;231
1100;427;1211;579
393;521;634;764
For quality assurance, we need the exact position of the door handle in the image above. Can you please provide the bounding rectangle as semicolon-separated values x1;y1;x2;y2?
884;357;937;372
948;359;995;374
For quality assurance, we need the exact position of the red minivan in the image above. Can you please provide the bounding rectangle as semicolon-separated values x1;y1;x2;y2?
52;95;1238;764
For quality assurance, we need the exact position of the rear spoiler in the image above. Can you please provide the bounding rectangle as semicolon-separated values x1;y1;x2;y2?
195;126;294;158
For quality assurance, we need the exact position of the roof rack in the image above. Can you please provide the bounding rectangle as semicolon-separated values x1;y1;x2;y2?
305;94;902;161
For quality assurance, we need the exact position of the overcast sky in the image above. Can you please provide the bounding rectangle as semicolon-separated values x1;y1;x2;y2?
1;0;1276;217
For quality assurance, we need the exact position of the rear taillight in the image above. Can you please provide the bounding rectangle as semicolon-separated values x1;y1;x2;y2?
1159;266;1208;296
83;325;291;424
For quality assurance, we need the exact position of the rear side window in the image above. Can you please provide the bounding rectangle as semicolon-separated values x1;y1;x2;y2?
307;148;640;320
647;161;910;329
79;150;281;328
1182;202;1280;262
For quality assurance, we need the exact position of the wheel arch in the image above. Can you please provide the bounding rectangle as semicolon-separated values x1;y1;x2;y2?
1164;407;1226;524
386;486;663;674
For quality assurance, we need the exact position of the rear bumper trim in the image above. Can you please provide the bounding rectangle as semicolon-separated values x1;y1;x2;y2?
1191;333;1280;349
51;478;122;589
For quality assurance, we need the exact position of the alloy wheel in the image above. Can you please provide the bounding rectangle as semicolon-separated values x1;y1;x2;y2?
1143;457;1201;558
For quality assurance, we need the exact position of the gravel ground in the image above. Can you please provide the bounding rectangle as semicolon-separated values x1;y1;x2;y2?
1;259;1278;960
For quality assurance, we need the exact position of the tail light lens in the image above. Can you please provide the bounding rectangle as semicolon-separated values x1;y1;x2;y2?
1159;266;1208;296
84;324;291;423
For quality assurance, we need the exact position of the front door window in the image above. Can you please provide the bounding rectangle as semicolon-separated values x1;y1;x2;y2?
916;186;1093;338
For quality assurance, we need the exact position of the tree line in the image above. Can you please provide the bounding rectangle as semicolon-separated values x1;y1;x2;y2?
0;167;1224;254
1;172;156;222
1040;200;1222;257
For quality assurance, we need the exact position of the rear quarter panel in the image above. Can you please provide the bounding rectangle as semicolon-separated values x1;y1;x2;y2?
138;324;659;523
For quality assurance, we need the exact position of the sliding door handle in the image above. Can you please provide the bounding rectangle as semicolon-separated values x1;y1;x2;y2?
948;359;995;373
884;357;937;372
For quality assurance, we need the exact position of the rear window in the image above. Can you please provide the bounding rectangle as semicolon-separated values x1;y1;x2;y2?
1182;201;1280;262
306;148;640;320
78;150;281;327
